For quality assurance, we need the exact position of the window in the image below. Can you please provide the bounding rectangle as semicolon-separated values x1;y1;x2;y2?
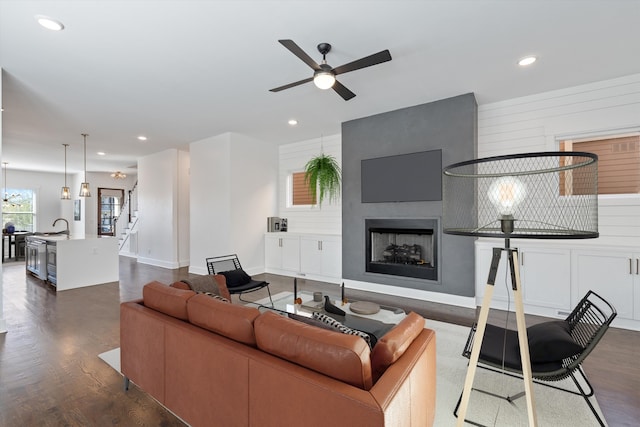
289;171;316;206
2;188;36;231
560;134;640;195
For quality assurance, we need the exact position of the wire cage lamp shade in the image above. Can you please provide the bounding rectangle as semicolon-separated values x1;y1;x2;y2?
442;152;599;239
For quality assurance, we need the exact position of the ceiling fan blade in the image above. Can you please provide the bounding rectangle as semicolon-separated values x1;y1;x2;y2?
278;39;321;70
332;49;392;76
269;76;314;92
332;80;356;101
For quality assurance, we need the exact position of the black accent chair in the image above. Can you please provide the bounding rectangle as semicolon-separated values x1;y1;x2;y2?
454;290;616;427
206;254;273;306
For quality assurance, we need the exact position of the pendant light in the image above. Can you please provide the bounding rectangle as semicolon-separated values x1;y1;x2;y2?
61;143;71;199
79;133;91;197
2;162;11;202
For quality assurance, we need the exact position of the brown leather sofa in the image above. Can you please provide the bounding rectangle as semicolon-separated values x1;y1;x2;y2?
120;281;436;427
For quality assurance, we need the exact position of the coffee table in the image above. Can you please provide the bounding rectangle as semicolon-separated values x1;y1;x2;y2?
256;291;407;342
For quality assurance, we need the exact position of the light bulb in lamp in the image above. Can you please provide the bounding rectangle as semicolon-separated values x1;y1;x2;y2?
488;176;527;234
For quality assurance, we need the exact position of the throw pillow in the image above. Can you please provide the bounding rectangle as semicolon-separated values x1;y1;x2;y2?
527;320;584;363
219;269;252;288
198;291;230;303
288;312;337;332
312;312;372;347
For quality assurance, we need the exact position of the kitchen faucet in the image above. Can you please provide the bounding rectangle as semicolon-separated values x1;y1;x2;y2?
52;218;70;236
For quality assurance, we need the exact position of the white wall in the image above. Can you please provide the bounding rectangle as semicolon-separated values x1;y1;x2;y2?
2;169;72;232
0;69;4;333
278;134;342;235
137;149;184;269
478;73;640;246
189;132;277;275
177;149;190;266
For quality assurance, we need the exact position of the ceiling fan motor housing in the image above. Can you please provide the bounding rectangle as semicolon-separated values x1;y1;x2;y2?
317;43;332;56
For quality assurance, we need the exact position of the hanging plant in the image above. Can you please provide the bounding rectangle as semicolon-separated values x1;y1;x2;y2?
304;153;342;207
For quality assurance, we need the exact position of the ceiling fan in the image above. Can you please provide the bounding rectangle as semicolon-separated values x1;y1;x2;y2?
269;39;392;101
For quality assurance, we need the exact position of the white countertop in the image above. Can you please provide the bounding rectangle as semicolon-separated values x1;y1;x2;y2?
26;234;116;242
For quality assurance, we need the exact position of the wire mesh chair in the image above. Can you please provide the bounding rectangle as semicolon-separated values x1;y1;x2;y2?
454;290;616;427
206;254;273;306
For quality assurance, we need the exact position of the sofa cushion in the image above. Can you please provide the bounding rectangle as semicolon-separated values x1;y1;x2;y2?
187;293;260;346
255;311;373;390
370;312;425;381
143;281;195;320
219;269;252;288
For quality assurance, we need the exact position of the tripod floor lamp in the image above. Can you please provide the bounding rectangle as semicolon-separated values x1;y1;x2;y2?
442;152;599;426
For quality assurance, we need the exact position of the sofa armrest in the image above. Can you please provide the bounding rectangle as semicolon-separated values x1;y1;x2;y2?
120;301;167;402
370;328;436;427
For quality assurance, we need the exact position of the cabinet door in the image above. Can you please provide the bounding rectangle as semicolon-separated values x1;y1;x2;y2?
320;238;342;279
521;247;571;310
634;254;640;321
264;235;282;270
300;237;322;275
572;250;634;320
280;235;300;272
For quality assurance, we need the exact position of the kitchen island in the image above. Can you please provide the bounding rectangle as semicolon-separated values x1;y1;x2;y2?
26;235;119;291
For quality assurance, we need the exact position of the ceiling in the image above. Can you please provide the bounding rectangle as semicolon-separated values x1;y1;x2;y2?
1;1;639;175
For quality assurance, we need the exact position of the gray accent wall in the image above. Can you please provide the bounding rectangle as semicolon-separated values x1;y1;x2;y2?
342;93;477;297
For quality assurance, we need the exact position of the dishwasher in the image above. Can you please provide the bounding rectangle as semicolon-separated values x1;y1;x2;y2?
46;242;57;286
26;237;47;281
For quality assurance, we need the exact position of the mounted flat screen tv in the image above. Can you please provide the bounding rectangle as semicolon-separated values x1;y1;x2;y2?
361;149;442;203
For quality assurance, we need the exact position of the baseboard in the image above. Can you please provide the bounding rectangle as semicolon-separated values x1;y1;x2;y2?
189;265;208;275
137;257;180;269
343;279;477;309
0;318;7;334
118;252;137;259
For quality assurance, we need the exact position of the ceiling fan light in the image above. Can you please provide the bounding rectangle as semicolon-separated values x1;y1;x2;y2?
313;71;336;90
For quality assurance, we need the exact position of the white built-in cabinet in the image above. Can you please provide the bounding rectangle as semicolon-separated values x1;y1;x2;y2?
571;250;640;321
299;235;342;282
265;234;300;274
476;240;640;330
265;233;342;284
475;242;571;314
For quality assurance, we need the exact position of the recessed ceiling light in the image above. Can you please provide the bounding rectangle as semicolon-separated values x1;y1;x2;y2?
137;136;147;141
97;152;106;156
35;15;65;31
518;56;537;66
288;119;298;126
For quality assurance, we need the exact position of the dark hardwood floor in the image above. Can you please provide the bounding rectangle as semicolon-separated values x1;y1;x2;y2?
0;257;638;426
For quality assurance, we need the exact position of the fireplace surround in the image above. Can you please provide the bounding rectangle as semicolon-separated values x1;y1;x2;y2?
365;218;439;281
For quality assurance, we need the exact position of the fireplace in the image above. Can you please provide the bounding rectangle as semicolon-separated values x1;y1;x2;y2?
365;218;438;281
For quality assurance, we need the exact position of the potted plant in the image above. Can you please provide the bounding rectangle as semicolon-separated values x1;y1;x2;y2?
304;153;342;207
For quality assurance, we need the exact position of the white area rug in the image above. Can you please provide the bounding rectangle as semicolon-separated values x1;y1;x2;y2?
101;307;606;426
427;318;606;426
98;347;120;373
